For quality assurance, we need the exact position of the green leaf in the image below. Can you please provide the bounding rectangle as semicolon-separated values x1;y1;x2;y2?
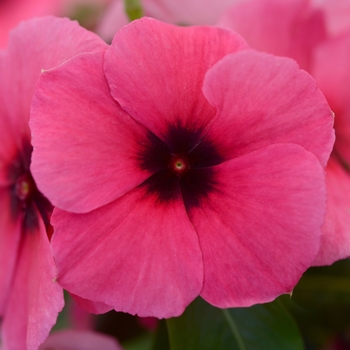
150;320;170;350
123;333;153;350
166;297;303;350
123;0;143;21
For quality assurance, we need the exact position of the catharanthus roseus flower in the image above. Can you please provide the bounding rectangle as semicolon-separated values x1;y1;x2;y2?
0;17;106;349
219;0;326;71
96;0;240;41
219;0;350;265
30;18;334;318
311;29;350;264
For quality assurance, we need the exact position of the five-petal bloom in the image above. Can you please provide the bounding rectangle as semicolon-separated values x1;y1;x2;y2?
0;17;106;349
30;17;334;318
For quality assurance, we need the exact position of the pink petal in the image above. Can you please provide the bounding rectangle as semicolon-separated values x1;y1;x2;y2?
219;0;326;70
71;294;113;314
0;0;63;48
185;144;326;307
2;213;64;350
142;0;238;25
313;156;350;265
31;51;153;213
39;330;122;350
51;185;202;318
0;52;21;187
312;30;350;166
95;0;129;43
313;0;350;36
104;17;248;144
202;50;334;168
3;16;107;147
0;189;21;315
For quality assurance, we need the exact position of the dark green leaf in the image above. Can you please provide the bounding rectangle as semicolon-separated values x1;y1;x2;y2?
167;297;303;350
150;320;170;350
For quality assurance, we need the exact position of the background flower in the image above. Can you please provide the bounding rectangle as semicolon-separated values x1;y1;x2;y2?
0;17;106;349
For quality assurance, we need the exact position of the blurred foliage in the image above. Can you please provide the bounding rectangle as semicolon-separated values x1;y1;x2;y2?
123;0;143;21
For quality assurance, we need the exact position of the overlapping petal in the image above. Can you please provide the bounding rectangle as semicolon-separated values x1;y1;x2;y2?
312;29;350;167
31;51;154;214
2;212;64;350
185;144;326;307
314;157;350;265
3;16;106;148
202;50;334;167
104;17;248;144
51;185;203;318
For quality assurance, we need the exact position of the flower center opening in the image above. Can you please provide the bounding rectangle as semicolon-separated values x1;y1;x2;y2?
15;173;34;201
170;156;188;174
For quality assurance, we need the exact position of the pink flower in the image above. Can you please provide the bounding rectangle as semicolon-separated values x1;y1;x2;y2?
218;0;350;266
30;18;334;318
0;0;112;49
38;330;122;350
311;29;350;265
0;17;106;349
0;0;63;48
312;0;350;36
96;0;242;42
219;0;326;71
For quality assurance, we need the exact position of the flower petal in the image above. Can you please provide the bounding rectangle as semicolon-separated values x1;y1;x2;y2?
142;0;237;25
104;17;247;144
219;0;326;70
313;156;350;265
31;51;154;213
51;185;203;318
202;50;334;167
2;212;64;350
3;16;107;147
312;30;350;166
0;189;21;315
185;144;326;307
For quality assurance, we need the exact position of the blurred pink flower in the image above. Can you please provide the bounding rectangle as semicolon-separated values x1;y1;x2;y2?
219;0;326;71
218;0;350;265
96;0;242;42
311;29;350;265
38;330;122;350
30;18;333;318
0;0;63;48
312;0;350;36
0;0;111;48
0;17;106;349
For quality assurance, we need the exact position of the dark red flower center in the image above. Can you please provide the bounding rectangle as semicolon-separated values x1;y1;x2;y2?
8;141;53;236
15;173;35;201
139;124;224;208
170;155;189;174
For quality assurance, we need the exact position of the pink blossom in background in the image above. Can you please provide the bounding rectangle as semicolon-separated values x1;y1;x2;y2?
0;0;62;48
96;0;242;42
0;0;111;48
219;0;350;265
30;18;334;318
311;29;350;265
0;17;106;350
312;0;350;36
219;0;326;71
38;330;122;350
